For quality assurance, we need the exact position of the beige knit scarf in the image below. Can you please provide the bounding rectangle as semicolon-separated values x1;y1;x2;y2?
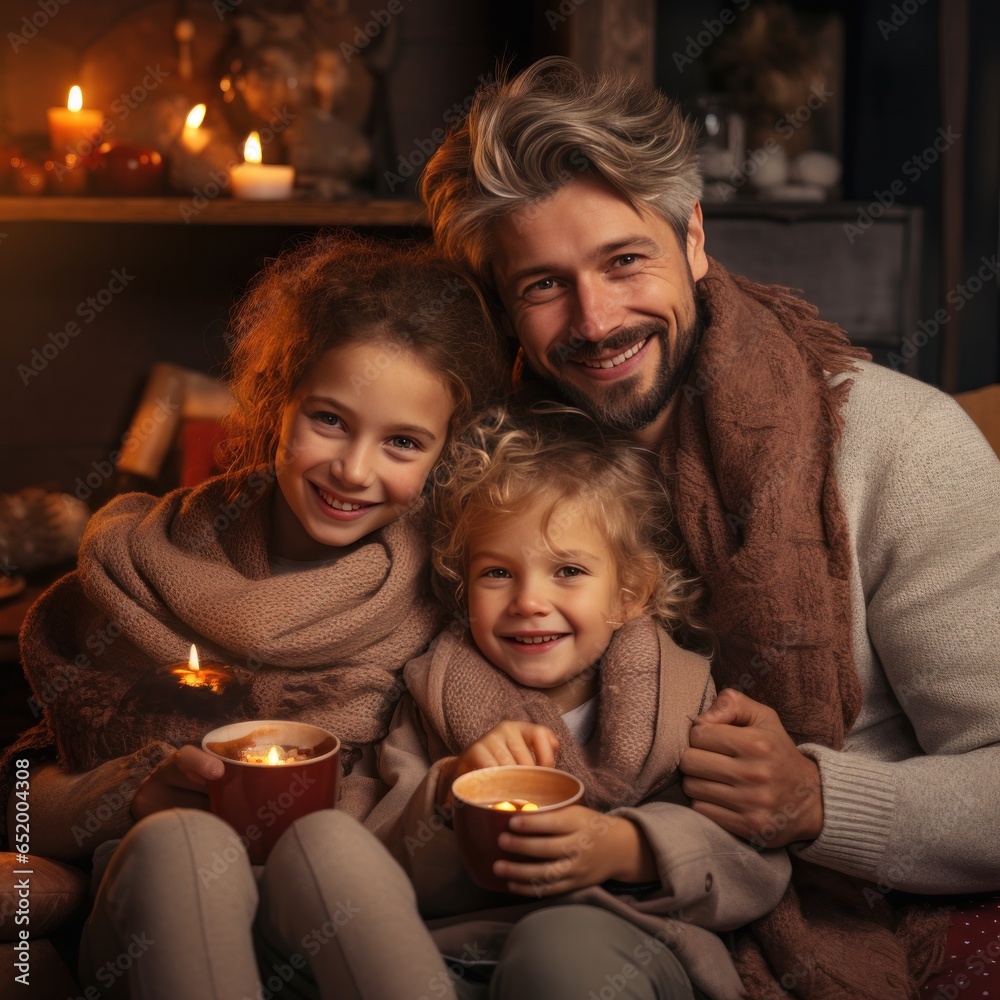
404;616;713;811
671;260;948;999
16;474;444;777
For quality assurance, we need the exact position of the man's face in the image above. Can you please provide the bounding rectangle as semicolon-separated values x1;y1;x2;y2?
492;177;709;441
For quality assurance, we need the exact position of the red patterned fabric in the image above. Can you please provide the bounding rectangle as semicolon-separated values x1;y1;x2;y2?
921;896;1000;999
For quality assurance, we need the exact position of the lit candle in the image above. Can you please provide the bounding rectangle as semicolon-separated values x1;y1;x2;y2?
47;86;105;160
236;744;313;765
181;104;210;154
229;131;294;200
169;644;236;694
490;800;539;812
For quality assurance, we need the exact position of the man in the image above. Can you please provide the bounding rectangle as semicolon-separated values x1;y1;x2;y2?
421;57;999;998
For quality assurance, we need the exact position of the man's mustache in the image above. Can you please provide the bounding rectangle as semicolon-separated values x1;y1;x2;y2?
551;322;668;365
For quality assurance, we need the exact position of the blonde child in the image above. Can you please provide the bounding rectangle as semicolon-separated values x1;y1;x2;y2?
2;234;507;999
369;409;791;1000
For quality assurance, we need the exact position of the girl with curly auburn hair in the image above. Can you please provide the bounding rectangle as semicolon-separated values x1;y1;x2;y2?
14;231;514;1000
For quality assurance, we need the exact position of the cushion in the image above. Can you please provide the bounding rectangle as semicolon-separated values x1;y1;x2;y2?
0;852;89;941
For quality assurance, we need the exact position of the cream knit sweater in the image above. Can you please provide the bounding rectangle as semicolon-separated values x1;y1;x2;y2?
793;361;1000;893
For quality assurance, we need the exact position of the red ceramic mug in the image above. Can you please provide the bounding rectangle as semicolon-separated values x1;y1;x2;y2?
451;765;585;893
201;720;341;864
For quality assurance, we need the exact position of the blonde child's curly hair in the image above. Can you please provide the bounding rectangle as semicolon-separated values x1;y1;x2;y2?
432;405;705;640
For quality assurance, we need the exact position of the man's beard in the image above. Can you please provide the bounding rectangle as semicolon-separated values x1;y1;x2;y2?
541;311;704;434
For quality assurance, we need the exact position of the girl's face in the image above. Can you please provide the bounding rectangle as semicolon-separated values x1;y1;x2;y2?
466;496;628;709
272;341;455;559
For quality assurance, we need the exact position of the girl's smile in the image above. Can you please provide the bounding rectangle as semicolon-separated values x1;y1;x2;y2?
272;340;455;559
466;497;630;711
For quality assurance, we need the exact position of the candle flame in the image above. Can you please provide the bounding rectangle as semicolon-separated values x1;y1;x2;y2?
267;746;282;766
243;131;262;165
491;799;539;812
185;104;207;129
189;644;200;671
68;86;83;112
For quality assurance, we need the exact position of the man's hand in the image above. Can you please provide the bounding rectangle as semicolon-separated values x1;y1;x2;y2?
493;805;657;896
679;689;824;847
130;745;224;820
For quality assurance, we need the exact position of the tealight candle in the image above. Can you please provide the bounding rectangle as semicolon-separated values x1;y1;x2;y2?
202;720;341;863
47;86;105;161
229;131;294;200
169;644;240;695
123;644;252;718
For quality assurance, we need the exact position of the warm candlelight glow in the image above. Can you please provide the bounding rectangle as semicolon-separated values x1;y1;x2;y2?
235;743;312;765
490;800;539;812
185;103;207;129
243;131;262;165
67;86;83;113
170;645;232;694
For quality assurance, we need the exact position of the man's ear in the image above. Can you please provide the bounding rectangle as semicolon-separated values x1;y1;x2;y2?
686;201;709;282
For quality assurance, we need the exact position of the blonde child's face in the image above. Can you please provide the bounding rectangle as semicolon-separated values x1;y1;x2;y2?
272;341;454;559
466;497;627;706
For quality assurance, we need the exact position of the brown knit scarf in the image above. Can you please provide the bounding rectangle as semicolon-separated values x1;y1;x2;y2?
15;474;444;778
404;616;713;811
671;260;948;998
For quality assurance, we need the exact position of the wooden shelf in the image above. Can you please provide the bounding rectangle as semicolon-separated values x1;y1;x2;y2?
0;196;426;227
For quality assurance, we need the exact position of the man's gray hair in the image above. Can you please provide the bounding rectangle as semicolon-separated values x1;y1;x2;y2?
420;57;703;284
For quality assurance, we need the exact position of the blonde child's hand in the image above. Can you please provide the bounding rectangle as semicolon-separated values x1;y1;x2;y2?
131;745;224;820
436;722;560;808
454;721;560;777
492;805;658;897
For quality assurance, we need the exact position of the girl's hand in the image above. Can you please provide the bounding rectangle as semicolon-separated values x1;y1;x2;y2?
454;721;560;777
493;805;658;897
130;745;224;820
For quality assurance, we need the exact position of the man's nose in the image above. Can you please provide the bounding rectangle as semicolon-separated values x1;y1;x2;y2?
569;275;622;343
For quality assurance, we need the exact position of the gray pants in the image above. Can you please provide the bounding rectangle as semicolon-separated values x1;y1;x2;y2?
80;809;698;1000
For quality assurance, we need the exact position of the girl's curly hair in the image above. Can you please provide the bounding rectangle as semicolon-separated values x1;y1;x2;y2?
432;405;706;641
220;230;509;499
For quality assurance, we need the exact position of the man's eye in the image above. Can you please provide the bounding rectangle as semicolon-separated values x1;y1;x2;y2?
521;277;560;302
614;254;641;268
